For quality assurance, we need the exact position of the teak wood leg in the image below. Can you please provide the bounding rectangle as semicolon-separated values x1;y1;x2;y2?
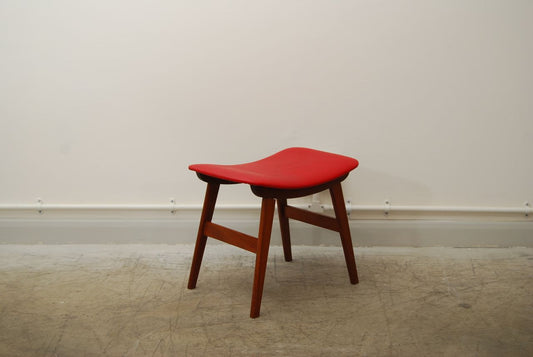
330;182;359;284
276;198;293;262
188;182;220;289
250;197;276;318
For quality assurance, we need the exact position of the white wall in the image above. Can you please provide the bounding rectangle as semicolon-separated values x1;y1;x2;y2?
1;1;532;212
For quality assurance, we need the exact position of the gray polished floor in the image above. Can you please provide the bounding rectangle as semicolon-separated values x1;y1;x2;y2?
0;245;532;356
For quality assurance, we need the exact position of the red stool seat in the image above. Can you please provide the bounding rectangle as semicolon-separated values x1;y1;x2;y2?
189;147;359;189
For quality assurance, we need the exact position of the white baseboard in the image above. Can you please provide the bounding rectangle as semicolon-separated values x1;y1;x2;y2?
1;218;531;247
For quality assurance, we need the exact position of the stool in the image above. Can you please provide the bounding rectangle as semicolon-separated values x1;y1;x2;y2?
187;147;359;318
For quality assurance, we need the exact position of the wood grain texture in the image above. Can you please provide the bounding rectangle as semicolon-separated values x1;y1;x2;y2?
204;222;257;253
277;198;293;262
187;182;219;289
330;182;359;284
250;197;276;318
285;205;340;232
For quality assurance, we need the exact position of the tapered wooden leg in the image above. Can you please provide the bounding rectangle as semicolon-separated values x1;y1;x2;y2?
250;197;276;318
330;182;359;284
277;198;293;262
188;182;220;289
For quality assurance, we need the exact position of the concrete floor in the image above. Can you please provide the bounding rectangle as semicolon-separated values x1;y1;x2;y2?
0;245;531;357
